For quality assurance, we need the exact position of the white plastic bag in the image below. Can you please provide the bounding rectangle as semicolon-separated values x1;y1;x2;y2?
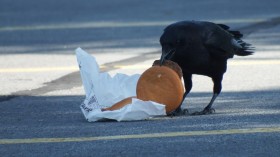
76;48;166;122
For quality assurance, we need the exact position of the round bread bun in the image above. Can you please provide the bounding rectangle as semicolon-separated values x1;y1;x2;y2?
101;96;136;111
136;65;184;114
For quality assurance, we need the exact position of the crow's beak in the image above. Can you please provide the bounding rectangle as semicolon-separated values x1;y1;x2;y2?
159;54;166;66
160;49;175;66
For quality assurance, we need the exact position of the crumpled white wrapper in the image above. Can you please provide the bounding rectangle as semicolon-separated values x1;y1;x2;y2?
76;48;166;122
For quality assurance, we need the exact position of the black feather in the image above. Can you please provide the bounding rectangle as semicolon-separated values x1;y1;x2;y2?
217;24;230;30
160;20;255;115
229;31;243;39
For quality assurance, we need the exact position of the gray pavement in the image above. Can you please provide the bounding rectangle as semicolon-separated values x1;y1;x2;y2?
1;0;280;157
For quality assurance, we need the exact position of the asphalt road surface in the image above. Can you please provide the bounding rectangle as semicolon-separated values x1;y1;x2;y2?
1;0;280;156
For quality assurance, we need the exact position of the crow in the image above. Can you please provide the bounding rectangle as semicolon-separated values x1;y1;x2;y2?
159;21;254;115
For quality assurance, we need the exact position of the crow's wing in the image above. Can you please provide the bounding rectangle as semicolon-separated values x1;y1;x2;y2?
203;22;254;58
203;23;240;58
217;24;243;39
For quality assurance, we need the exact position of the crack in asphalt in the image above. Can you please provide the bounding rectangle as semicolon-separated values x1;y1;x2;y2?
1;16;280;102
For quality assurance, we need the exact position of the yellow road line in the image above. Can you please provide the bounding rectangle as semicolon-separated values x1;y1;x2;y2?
0;18;265;32
1;127;280;145
0;60;279;73
117;60;280;69
228;60;280;66
0;66;79;73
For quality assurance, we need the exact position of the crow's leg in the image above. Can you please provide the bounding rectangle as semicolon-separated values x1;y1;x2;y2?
192;75;223;115
192;93;218;115
168;73;192;116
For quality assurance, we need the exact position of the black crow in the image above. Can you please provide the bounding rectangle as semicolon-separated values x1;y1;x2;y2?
159;21;254;115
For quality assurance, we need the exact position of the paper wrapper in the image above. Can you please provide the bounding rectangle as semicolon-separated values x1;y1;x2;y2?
76;48;166;122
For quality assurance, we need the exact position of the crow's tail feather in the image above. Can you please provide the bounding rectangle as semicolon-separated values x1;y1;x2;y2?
218;23;255;56
235;49;254;56
218;23;243;39
235;40;255;56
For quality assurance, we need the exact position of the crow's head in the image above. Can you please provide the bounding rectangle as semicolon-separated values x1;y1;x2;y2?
159;21;199;65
